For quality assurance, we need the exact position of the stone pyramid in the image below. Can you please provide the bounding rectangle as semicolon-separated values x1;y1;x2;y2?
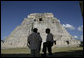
1;13;81;49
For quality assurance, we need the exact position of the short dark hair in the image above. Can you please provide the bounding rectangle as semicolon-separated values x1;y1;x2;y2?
46;28;50;33
33;28;38;33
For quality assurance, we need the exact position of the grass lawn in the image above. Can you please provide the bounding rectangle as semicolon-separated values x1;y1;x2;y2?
1;47;83;57
52;47;83;53
1;47;30;54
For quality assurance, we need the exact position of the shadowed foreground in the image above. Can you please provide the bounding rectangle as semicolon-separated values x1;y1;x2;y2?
1;47;83;57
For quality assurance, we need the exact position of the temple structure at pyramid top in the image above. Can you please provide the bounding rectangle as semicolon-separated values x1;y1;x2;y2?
28;13;54;18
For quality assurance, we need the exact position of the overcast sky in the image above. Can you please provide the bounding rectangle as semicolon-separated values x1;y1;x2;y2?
1;1;83;41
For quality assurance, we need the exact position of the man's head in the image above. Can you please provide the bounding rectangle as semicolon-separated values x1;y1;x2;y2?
33;28;38;33
46;28;50;34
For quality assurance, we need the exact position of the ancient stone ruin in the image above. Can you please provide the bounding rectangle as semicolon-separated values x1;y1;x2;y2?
1;13;81;49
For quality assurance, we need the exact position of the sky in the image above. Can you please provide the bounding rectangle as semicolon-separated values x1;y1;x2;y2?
1;1;83;41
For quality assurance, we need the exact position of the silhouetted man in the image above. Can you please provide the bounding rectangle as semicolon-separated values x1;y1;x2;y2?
27;28;42;57
42;28;54;56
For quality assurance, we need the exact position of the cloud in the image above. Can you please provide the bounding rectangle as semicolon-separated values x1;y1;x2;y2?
78;25;83;31
73;36;78;39
63;24;75;30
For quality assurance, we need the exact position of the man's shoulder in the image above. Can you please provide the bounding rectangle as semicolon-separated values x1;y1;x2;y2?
30;32;38;36
49;33;53;36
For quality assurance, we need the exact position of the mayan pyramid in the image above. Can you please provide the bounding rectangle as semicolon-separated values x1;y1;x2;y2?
1;13;81;49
